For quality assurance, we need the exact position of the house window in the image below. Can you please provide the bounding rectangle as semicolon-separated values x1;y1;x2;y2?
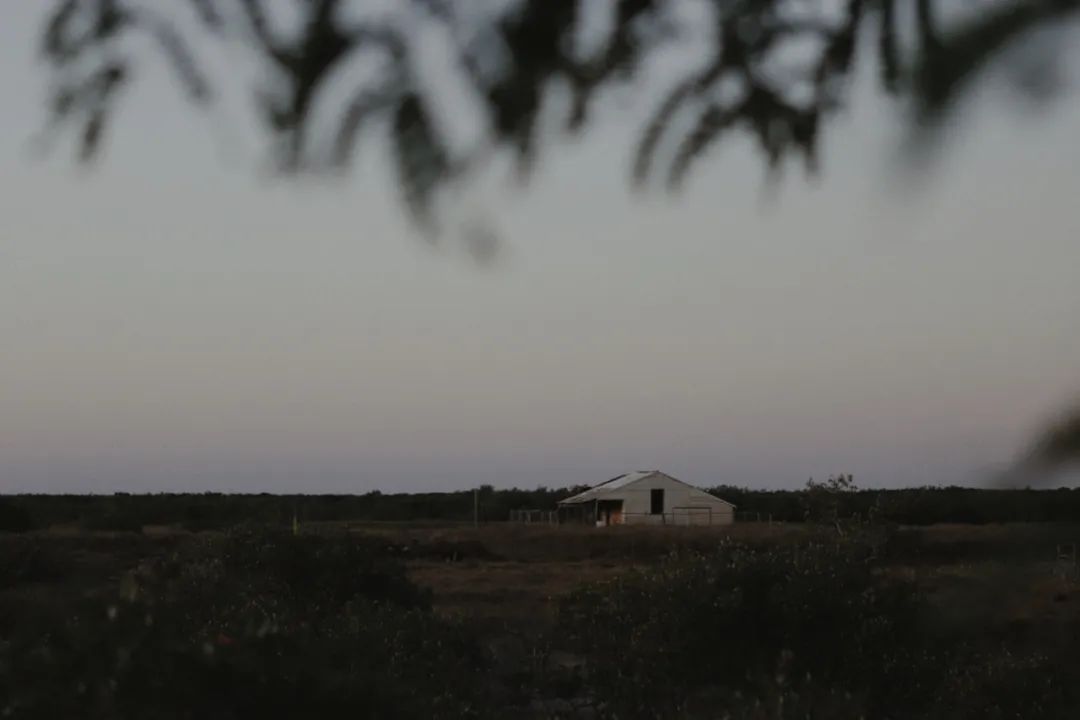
650;489;664;515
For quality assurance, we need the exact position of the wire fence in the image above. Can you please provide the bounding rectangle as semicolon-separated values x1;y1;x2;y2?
736;511;775;523
619;509;733;526
507;509;559;525
510;508;738;526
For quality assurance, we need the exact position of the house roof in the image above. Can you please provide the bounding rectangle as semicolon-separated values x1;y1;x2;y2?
558;470;736;507
557;471;659;505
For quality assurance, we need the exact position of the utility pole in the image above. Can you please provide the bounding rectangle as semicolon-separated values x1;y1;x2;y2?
473;488;479;527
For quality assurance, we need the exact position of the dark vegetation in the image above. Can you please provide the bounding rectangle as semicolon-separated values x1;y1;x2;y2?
558;540;1080;719
3;481;1080;719
39;0;1079;226
3;519;1080;718
5;483;1080;534
1;532;488;719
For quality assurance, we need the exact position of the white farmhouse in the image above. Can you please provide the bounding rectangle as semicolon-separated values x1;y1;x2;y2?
557;471;735;526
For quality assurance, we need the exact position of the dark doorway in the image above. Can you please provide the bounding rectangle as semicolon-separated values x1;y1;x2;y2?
650;489;664;515
596;500;624;526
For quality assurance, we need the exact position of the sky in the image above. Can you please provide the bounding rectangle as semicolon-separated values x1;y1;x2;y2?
2;2;1079;493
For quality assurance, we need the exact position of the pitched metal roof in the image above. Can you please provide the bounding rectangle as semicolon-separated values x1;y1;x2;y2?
558;470;737;507
557;470;660;505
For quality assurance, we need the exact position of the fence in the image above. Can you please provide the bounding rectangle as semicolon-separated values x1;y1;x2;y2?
736;511;774;523
619;508;732;526
508;509;559;525
510;507;739;526
1056;543;1078;581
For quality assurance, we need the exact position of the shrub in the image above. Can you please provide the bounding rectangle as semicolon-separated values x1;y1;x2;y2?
79;512;144;534
0;530;490;719
0;596;490;719
142;530;432;620
0;499;36;533
180;503;227;532
556;541;924;718
0;539;72;589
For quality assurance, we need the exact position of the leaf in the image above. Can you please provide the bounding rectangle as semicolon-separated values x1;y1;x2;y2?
188;0;224;31
666;103;737;191
79;109;106;162
237;0;276;52
1027;407;1080;470
332;86;399;168
391;93;451;228
77;61;128;163
878;0;902;93
633;78;697;188
142;15;212;104
912;0;1080;123
817;0;864;81
41;0;78;62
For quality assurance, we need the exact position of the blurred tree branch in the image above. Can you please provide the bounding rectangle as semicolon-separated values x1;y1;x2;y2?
38;0;1079;221
1024;408;1080;476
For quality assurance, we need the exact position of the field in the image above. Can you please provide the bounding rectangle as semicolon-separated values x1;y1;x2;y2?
347;522;1080;628
4;519;1080;718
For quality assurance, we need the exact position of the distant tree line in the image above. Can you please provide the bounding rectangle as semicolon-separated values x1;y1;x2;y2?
0;486;586;533
4;482;1080;533
713;484;1080;525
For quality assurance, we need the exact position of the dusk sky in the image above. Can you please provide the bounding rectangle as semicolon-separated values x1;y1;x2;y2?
2;3;1079;493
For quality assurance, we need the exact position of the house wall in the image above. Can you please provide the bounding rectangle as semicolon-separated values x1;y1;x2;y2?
608;474;734;526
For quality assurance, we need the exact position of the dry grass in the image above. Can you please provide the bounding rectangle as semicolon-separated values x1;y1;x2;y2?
351;521;809;562
408;560;627;625
5;521;1080;639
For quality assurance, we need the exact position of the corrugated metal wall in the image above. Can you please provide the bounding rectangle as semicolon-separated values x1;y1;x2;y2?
612;474;734;526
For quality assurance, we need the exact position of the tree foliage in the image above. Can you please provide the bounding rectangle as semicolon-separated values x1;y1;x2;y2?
1023;406;1080;476
7;484;1080;533
38;0;1080;225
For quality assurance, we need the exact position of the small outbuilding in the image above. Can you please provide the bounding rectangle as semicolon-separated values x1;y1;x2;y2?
557;471;735;527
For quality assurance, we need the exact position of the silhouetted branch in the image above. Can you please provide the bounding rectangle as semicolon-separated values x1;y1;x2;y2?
332;84;401;169
1024;407;1080;474
135;9;213;104
36;0;1080;224
236;0;283;60
392;93;452;231
913;0;1080;123
879;0;903;93
634;51;727;188
667;103;739;190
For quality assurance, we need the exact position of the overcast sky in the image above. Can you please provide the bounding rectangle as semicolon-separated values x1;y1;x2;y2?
2;3;1079;493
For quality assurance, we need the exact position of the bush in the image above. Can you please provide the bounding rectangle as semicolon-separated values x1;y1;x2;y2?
0;597;490;719
0;531;490;719
143;530;433;618
556;541;925;718
79;512;144;534
180;503;228;532
0;499;36;533
0;539;72;589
